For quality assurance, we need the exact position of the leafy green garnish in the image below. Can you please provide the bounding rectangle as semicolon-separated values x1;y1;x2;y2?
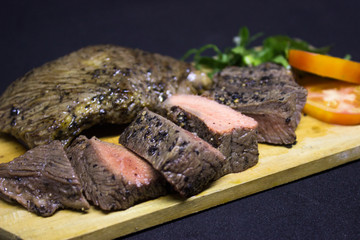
182;27;331;78
344;54;352;60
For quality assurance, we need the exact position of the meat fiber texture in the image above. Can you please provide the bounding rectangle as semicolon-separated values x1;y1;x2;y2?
119;108;227;198
0;141;89;217
207;63;307;145
66;136;168;211
161;94;259;174
0;45;209;149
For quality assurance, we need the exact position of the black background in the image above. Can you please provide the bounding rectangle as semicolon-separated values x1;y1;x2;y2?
1;1;360;239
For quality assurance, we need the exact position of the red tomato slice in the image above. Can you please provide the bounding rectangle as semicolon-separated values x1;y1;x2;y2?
296;73;360;125
289;49;360;84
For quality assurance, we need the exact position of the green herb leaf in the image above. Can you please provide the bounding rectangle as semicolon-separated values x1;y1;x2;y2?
344;54;352;60
182;26;331;78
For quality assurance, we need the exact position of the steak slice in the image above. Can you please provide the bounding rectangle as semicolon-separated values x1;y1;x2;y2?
67;136;168;211
0;45;210;148
161;94;259;174
207;63;307;145
119;108;226;198
0;141;89;217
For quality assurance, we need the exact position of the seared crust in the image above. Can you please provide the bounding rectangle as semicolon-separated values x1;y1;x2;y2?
207;63;307;145
161;96;259;174
119;108;226;198
0;45;194;148
0;141;89;217
66;136;168;211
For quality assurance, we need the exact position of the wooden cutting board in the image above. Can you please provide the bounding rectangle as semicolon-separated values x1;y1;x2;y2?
1;115;360;240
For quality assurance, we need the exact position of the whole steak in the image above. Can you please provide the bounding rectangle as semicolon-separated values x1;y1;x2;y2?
0;45;208;148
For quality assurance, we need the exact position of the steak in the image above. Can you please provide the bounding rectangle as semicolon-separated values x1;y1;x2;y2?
66;136;168;211
119;108;226;198
161;94;259;174
0;141;89;217
206;63;307;145
0;45;211;148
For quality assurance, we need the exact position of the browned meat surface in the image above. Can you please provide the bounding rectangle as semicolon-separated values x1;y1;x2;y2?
119;108;226;198
0;45;210;148
66;136;168;211
206;63;307;145
161;94;259;174
0;141;89;217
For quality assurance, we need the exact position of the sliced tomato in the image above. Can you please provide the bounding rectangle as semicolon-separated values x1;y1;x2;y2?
289;49;360;84
296;73;360;125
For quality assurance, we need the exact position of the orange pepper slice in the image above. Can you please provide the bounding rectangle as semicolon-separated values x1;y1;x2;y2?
289;49;360;84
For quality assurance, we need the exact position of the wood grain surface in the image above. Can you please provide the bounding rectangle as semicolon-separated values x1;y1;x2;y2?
0;115;360;240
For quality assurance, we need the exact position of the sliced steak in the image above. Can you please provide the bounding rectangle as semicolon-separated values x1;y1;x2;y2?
0;45;211;148
67;136;168;211
161;94;259;174
0;141;89;217
207;63;307;145
119;108;226;198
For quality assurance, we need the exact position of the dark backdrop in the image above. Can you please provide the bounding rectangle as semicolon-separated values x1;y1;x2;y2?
1;1;359;239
